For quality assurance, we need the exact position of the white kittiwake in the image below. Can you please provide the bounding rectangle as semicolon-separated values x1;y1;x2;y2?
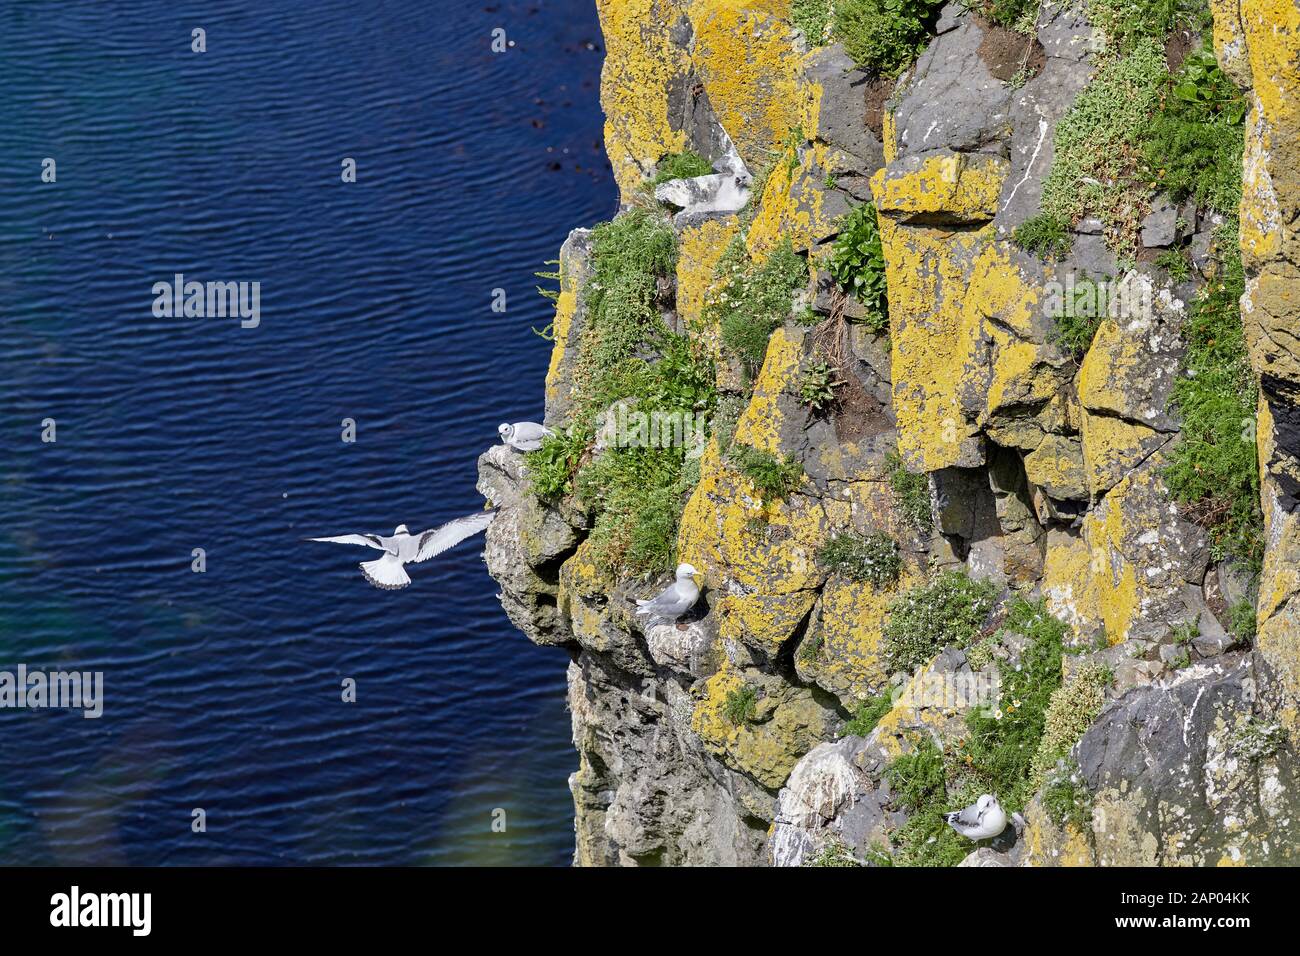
945;794;1008;841
498;421;554;452
634;562;701;624
308;510;496;590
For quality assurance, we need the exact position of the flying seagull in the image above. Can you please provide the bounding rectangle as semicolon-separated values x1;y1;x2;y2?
498;422;553;452
308;511;496;590
945;794;1008;841
634;562;700;624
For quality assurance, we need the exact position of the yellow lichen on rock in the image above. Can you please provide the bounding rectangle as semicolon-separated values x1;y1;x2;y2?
676;215;741;344
1077;318;1171;497
745;140;843;260
1019;796;1096;867
691;663;837;789
869;152;1013;471
730;326;803;454
871;152;1008;222
798;567;924;705
558;538;621;650
544;263;581;411
1041;529;1104;636
687;0;803;174
595;0;692;200
872;214;986;470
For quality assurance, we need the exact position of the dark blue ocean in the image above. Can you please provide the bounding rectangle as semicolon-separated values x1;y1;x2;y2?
0;0;614;864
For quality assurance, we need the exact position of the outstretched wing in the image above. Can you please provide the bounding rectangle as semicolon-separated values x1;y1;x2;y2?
412;510;496;563
308;533;391;553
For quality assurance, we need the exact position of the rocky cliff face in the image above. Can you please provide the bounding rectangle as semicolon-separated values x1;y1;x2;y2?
478;0;1300;865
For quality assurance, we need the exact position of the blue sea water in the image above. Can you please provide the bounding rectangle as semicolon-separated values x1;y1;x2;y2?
0;0;616;865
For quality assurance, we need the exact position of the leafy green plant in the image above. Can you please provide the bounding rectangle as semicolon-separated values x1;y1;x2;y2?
827;203;889;332
1141;45;1246;215
819;531;902;587
804;839;861;866
1053;311;1104;359
833;0;945;77
877;600;1080;864
799;358;844;411
525;424;593;499
887;451;932;532
1230;718;1285;762
793;0;835;46
1155;248;1192;282
1087;0;1210;55
723;685;758;725
962;0;1040;32
579;448;694;575
882;571;1000;673
1228;598;1256;644
577;208;678;394
1031;661;1112;785
842;691;895;737
534;259;562;303
537;207;725;577
647;149;714;189
1011;212;1071;261
1163;226;1262;567
709;238;808;377
729;443;804;502
883;739;973;867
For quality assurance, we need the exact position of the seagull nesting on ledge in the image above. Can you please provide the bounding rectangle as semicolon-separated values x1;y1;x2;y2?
945;794;1008;841
634;562;701;624
498;421;553;452
308;511;496;590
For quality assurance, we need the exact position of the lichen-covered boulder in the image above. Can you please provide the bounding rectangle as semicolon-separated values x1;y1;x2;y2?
691;664;840;790
1070;656;1300;865
476;444;584;646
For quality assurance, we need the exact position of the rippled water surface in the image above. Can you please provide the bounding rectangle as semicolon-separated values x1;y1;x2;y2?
0;0;615;864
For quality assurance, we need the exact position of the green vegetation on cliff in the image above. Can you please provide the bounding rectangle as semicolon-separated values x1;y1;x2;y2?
527;208;719;576
842;690;894;737
819;531;902;587
1162;227;1262;566
647;149;714;189
879;599;1075;865
882;570;999;672
711;237;807;377
833;0;944;77
729;443;804;503
826;202;889;333
1140;46;1246;212
1037;38;1168;253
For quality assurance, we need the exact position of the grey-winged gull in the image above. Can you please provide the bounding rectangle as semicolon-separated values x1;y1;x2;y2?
634;562;701;624
498;422;554;452
308;510;496;590
945;794;1008;840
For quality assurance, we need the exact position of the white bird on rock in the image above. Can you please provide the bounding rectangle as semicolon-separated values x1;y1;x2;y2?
308;511;496;590
634;562;701;624
498;422;553;452
945;794;1008;841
